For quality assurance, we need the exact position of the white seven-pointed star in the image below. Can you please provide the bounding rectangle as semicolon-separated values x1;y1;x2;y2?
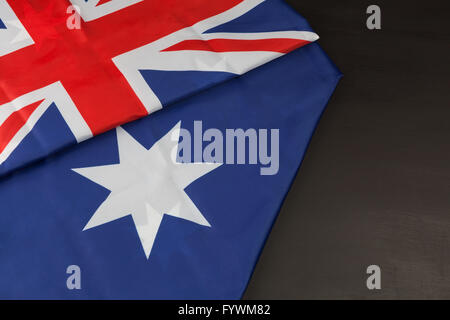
72;122;222;259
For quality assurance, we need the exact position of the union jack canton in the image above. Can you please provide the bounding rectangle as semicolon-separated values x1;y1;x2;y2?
0;0;318;175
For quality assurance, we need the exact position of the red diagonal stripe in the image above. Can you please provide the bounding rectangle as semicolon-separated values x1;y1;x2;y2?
96;0;113;6
162;38;311;54
0;100;44;154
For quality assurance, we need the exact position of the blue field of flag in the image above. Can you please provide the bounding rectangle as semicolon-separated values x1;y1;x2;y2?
0;42;340;299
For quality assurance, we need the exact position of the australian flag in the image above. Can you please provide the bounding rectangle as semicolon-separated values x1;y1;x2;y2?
0;0;341;299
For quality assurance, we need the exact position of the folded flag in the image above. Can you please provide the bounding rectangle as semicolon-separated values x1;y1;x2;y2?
0;0;318;176
0;40;341;299
0;0;341;299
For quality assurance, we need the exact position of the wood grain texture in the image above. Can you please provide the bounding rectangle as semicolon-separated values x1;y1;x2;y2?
244;0;450;299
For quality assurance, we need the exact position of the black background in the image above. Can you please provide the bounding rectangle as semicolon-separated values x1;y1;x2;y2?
244;0;450;299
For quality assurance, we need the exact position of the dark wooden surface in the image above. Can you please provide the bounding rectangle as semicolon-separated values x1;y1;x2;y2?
244;0;450;299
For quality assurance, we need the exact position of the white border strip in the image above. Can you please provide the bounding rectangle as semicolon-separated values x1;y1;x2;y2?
0;82;92;165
